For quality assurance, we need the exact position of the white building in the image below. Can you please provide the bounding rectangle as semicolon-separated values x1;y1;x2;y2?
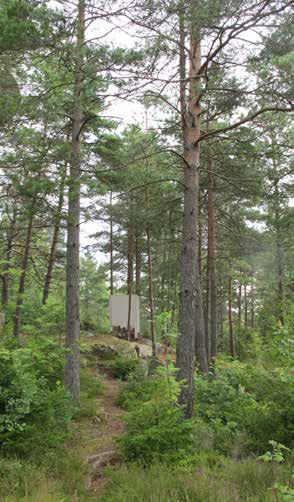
109;295;140;339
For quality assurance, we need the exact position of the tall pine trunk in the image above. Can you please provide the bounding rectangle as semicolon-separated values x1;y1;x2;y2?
64;0;85;405
237;282;242;326
228;272;235;358
2;208;16;306
43;165;66;305
198;208;202;285
109;191;114;295
250;273;254;328
176;12;208;417
205;264;210;363
218;280;224;351
146;185;157;357
274;179;284;325
135;226;141;296
127;202;134;340
244;284;248;327
13;211;34;339
207;153;217;361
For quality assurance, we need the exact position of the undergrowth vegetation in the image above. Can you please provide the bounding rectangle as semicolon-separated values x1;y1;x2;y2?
107;348;294;501
117;358;293;464
101;459;290;502
0;336;104;501
0;337;73;457
0;329;293;501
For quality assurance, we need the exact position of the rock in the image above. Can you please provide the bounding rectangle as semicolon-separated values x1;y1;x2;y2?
88;335;138;360
87;449;117;475
135;343;152;359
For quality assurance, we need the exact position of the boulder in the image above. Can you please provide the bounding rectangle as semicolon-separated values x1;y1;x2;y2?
87;335;138;360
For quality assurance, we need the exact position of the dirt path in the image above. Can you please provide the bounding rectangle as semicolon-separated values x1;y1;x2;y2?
85;376;125;495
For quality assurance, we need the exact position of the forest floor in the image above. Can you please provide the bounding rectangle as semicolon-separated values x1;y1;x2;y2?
84;373;125;496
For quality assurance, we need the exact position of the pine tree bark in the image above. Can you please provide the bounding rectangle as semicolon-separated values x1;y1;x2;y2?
166;206;174;315
2;208;16;306
127;220;134;340
135;226;141;296
228;272;236;358
244;284;248;327
250;273;254;329
237;282;242;326
42;165;66;305
205;263;210;363
207;154;217;361
218;280;224;351
13;211;34;339
64;0;85;405
176;11;208;417
109;191;114;296
161;227;167;312
146;185;157;357
198;208;202;285
274;179;284;325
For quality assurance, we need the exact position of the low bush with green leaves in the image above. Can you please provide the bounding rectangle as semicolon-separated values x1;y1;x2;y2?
0;337;73;457
263;325;294;367
195;359;294;454
108;357;139;380
118;363;196;465
258;440;294;501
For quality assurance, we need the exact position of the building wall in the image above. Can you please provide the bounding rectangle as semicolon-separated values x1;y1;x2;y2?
109;295;140;337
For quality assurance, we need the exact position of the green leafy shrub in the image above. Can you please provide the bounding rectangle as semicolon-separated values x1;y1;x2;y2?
258;440;294;502
235;326;262;361
118;364;195;465
108;357;138;380
263;325;294;367
117;364;154;410
0;338;73;457
80;365;104;398
195;360;294;454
